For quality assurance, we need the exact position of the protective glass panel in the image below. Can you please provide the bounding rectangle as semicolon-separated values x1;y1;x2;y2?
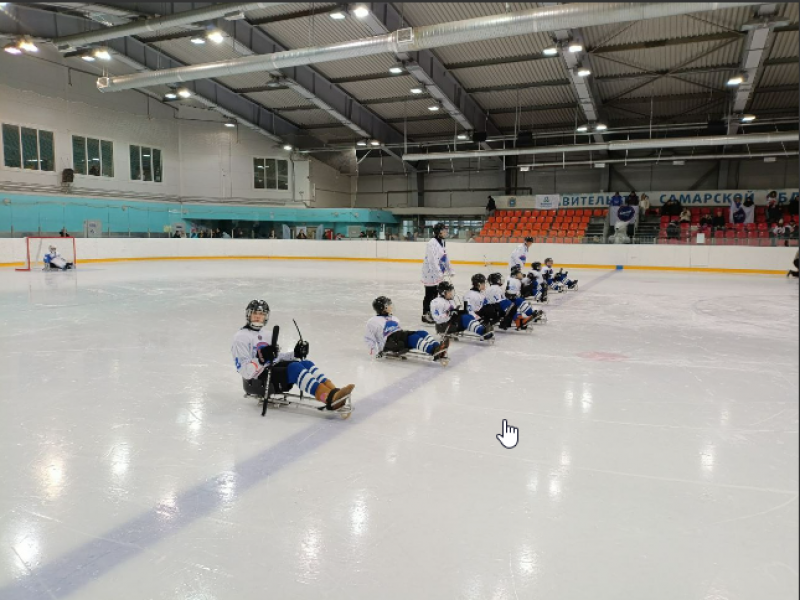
253;158;265;189
38;130;54;171
277;160;288;191
72;135;86;175
141;147;152;182
2;124;21;168
152;148;162;182
21;127;38;170
129;145;141;180
265;158;277;189
101;140;114;177
87;138;101;176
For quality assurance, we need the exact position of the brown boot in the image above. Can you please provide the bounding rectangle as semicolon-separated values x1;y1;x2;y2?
327;384;354;410
433;336;450;361
515;314;533;330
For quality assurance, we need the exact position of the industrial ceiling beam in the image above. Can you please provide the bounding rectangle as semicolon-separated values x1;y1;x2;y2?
357;2;502;149
0;4;314;146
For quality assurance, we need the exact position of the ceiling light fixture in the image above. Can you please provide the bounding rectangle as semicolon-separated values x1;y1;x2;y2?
595;162;606;169
740;114;756;122
764;156;777;162
190;35;206;45
369;139;380;146
3;44;22;55
283;144;293;151
520;165;530;172
329;10;346;19
177;88;192;98
576;125;588;132
594;123;607;131
577;68;591;77
388;64;404;74
427;105;440;111
224;122;236;128
543;46;558;56
356;140;367;146
672;160;685;165
727;75;744;86
457;133;469;140
93;48;111;60
81;54;96;62
352;5;369;18
18;39;37;53
568;44;583;53
410;87;424;94
206;30;224;44
164;92;178;100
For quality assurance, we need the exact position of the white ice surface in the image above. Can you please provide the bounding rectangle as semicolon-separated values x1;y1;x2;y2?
0;262;797;600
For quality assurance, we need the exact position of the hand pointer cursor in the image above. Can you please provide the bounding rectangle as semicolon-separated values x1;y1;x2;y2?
496;419;518;449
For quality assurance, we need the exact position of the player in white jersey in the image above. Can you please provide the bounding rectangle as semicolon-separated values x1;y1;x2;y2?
421;222;454;324
430;281;492;339
508;236;534;270
464;274;504;327
43;245;74;271
485;272;532;330
521;261;548;302
232;300;354;411
506;266;543;327
366;296;449;360
544;257;578;290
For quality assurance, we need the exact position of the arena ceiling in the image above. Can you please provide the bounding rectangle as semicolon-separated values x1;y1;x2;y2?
2;2;798;169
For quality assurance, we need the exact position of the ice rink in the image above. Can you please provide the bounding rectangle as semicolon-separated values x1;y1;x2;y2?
0;260;797;600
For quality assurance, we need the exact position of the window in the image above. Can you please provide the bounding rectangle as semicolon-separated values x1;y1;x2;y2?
72;135;114;177
130;144;163;182
253;157;289;190
2;124;55;171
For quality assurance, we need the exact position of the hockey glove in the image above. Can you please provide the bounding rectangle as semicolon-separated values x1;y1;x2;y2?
294;340;310;359
257;344;278;365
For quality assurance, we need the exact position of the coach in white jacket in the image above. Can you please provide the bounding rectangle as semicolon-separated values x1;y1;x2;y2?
421;222;454;323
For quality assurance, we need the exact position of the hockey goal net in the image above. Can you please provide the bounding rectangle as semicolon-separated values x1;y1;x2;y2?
15;237;77;271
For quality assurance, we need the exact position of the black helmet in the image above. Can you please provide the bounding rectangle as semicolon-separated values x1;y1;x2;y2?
524;236;534;243
372;296;392;316
488;272;503;286
245;299;270;330
531;261;542;271
471;273;486;289
437;281;454;295
433;222;448;237
544;257;554;265
510;265;522;277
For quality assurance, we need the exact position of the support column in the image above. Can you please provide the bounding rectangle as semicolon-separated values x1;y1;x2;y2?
416;168;426;208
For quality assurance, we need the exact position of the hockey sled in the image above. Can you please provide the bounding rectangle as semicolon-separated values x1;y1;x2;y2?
376;348;450;367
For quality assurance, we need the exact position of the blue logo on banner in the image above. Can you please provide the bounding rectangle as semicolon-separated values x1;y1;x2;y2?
617;205;635;222
508;197;517;207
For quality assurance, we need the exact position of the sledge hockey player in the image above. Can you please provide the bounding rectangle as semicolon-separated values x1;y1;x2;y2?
539;258;565;292
464;273;504;327
366;296;449;361
430;281;493;340
485;272;532;331
508;236;534;270
506;266;545;325
543;257;578;290
233;300;354;411
521;261;548;303
421;222;454;324
43;245;74;271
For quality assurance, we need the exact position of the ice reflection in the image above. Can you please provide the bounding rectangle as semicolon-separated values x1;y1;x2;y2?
564;389;574;409
560;448;571;467
581;383;593;414
11;521;40;574
156;490;179;521
517;542;539;579
700;442;715;473
39;455;65;500
350;492;369;537
548;476;561;501
217;470;237;507
526;471;539;493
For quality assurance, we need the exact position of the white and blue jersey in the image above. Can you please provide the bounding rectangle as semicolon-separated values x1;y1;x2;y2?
431;296;485;335
364;315;439;355
509;244;530;270
505;277;534;316
422;238;452;286
463;289;487;317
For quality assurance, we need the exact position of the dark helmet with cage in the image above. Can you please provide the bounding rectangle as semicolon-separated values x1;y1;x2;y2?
245;300;270;330
471;273;487;289
524;236;534;244
433;222;449;238
510;265;523;278
531;261;542;271
544;257;554;266
437;281;455;296
372;296;392;316
488;272;503;286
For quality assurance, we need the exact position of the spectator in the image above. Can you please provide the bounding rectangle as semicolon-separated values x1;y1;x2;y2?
626;190;640;206
743;194;755;209
485;195;497;216
787;195;799;216
215;228;222;238
639;194;650;214
770;219;787;239
222;230;231;239
660;198;682;217
679;207;692;223
59;227;69;237
711;209;726;230
296;230;308;239
335;233;344;240
666;220;680;240
172;230;181;238
609;191;623;207
268;229;276;239
359;231;367;238
766;197;783;224
699;213;713;228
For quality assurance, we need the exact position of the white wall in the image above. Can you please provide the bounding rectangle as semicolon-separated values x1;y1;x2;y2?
308;158;352;207
1;238;794;274
0;48;299;203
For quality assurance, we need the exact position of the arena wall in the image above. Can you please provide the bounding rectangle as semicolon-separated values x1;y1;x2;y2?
0;239;795;275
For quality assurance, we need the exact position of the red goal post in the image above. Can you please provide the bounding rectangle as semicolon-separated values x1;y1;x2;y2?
15;237;78;272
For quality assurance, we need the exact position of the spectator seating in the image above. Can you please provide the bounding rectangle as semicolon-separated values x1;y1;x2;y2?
474;208;601;243
657;205;799;246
